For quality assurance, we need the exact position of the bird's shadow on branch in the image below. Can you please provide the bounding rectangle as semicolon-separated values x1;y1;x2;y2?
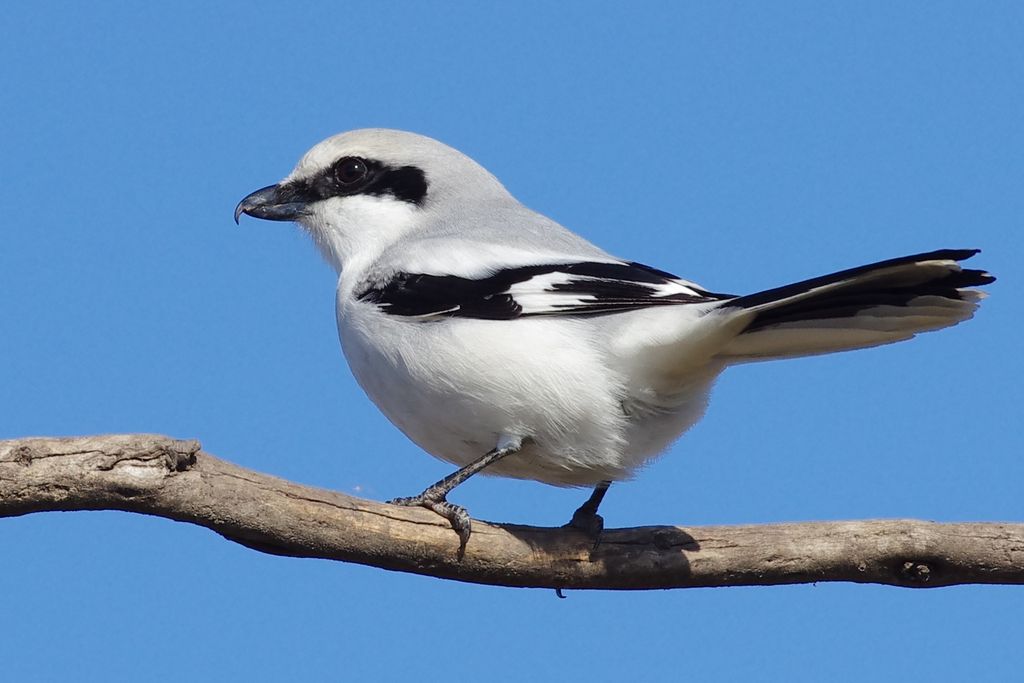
494;521;701;578
219;513;702;588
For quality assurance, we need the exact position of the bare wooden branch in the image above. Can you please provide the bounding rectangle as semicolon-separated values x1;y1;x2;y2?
2;434;1021;590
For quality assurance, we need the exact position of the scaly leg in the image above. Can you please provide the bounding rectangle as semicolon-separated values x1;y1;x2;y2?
565;480;611;538
389;440;522;553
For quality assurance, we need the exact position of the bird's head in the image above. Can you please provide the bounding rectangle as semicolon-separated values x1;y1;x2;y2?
234;129;510;272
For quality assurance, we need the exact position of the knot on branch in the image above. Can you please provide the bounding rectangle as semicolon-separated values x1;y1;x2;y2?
900;560;933;583
164;440;201;471
92;438;200;473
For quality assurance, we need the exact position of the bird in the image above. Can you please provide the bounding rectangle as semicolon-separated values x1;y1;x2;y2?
235;128;994;550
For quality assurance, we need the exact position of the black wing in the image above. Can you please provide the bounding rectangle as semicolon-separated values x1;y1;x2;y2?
357;261;733;320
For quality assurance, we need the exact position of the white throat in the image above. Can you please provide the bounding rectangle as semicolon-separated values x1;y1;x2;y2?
300;194;420;277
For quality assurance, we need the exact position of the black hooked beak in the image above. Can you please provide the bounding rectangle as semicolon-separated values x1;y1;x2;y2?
233;184;309;224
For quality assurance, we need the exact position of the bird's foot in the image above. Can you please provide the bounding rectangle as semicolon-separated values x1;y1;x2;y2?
563;507;605;550
388;490;472;556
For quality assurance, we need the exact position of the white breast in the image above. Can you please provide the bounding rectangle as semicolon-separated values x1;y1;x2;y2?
335;287;729;486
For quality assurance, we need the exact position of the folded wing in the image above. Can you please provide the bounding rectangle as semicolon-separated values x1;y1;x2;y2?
358;261;731;320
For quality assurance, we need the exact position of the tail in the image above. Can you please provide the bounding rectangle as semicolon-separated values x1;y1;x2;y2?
717;249;995;361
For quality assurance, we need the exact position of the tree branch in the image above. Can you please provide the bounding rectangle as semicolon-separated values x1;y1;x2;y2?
2;434;1021;590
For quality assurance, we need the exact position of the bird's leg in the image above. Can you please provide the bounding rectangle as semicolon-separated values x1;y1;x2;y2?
389;439;522;553
565;481;611;539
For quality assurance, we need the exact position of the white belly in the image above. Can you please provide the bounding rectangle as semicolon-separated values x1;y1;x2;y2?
337;298;723;487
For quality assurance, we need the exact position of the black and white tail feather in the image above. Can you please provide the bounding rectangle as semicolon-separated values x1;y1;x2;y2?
719;248;993;361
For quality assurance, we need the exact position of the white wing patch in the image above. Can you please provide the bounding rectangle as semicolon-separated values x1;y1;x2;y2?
357;261;732;320
506;272;713;315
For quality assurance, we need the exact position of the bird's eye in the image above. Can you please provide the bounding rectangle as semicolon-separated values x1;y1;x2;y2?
333;157;368;186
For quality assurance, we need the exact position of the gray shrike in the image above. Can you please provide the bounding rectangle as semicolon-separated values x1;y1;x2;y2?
235;128;993;548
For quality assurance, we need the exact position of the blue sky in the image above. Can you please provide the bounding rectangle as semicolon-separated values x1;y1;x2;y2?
2;2;1021;680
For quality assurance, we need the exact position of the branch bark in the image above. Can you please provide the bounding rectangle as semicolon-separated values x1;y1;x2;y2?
2;434;1021;590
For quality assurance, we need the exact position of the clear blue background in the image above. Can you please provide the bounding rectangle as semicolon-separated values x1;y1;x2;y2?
2;2;1021;680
